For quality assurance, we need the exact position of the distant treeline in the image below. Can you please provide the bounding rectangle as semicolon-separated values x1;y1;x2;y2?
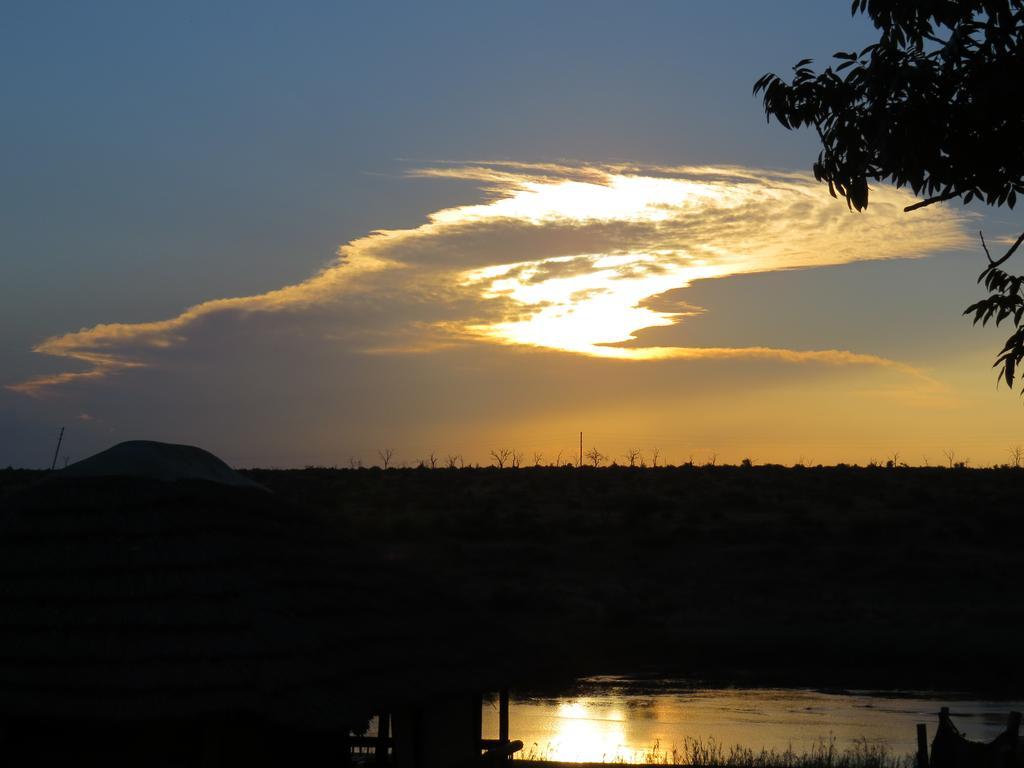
316;447;1020;471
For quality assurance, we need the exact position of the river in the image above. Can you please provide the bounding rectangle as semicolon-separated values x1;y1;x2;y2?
477;678;1023;764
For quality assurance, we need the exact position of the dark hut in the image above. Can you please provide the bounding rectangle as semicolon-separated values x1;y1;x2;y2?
0;442;530;767
58;440;263;489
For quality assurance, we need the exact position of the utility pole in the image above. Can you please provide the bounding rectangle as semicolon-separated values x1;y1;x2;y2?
50;427;65;471
579;431;583;468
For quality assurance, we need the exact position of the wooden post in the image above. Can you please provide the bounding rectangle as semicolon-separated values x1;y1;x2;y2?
50;427;64;471
1006;712;1021;768
499;688;509;746
473;693;482;752
339;731;352;767
1008;711;1021;742
1008;711;1021;735
916;724;929;768
376;712;390;765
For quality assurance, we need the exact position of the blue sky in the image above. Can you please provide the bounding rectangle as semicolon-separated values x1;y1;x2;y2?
3;2;1020;467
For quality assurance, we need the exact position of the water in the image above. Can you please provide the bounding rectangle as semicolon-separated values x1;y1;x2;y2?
477;677;1024;764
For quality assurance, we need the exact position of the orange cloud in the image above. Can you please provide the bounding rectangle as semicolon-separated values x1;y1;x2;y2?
9;162;971;396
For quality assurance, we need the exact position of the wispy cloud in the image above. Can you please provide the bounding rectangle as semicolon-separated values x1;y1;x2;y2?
10;161;971;396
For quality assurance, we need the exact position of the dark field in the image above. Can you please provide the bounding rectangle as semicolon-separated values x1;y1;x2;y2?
3;465;1021;694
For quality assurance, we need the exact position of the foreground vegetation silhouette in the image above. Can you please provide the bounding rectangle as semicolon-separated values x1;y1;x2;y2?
5;462;1021;694
3;458;1024;765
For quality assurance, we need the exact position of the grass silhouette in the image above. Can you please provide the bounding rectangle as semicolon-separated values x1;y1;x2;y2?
517;735;910;767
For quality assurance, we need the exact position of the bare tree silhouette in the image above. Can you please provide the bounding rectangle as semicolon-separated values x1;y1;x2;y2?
1010;445;1023;469
584;447;605;467
490;448;512;469
533;451;544;467
446;453;463;469
377;448;394;469
650;447;660;468
624;448;641;468
943;449;957;469
510;450;523;469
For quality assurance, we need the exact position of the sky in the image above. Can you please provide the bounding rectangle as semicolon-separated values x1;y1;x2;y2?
3;1;1023;468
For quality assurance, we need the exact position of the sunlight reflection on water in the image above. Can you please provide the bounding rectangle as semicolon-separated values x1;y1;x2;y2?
478;680;1024;764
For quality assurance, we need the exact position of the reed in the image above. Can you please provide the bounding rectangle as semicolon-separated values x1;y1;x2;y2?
517;735;913;768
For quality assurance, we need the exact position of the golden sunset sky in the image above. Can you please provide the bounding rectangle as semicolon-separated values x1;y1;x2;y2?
3;3;1021;467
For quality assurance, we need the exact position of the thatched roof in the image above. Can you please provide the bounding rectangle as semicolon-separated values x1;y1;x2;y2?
61;440;260;489
0;474;520;730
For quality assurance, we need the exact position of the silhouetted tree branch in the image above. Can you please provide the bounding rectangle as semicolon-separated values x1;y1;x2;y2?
584;447;605;467
490;448;512;469
1010;445;1023;468
904;191;960;213
754;0;1024;389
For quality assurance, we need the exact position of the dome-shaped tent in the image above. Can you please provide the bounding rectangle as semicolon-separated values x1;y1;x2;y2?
59;440;262;489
